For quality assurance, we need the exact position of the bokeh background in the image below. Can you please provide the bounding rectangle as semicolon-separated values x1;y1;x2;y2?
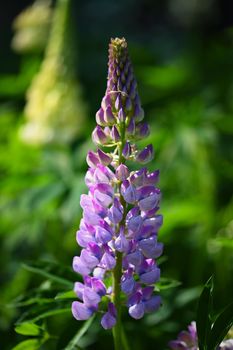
0;0;233;349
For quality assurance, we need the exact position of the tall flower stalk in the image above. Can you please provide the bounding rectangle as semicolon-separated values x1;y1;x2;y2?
72;38;163;350
20;0;86;145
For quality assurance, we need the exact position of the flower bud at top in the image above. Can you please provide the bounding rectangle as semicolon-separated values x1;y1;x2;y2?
106;38;142;121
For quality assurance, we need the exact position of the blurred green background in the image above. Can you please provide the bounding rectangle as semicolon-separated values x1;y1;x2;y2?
0;0;233;349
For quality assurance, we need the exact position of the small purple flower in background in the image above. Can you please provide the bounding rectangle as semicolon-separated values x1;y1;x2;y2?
168;322;233;350
168;322;198;350
219;339;233;350
72;37;163;335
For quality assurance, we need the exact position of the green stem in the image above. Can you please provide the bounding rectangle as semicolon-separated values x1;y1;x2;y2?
122;326;130;350
112;250;123;350
112;120;127;350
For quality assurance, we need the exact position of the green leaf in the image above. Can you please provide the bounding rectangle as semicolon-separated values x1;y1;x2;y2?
196;276;214;350
211;237;233;248
55;290;76;300
161;200;208;238
155;277;182;291
175;286;202;307
121;326;130;350
139;63;191;90
19;307;71;324
60;175;86;223
22;263;73;288
9;297;54;308
207;302;233;350
11;339;41;350
15;322;42;336
64;315;95;350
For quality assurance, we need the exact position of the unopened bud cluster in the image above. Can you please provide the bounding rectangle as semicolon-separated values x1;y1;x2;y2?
72;38;163;329
92;38;153;164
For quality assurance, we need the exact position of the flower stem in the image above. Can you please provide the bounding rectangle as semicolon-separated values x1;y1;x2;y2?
112;250;123;350
112;119;126;350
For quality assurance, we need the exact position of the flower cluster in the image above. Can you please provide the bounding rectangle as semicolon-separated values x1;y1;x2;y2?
168;322;233;350
72;37;163;329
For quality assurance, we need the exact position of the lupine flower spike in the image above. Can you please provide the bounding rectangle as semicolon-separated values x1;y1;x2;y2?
72;37;163;349
20;0;86;145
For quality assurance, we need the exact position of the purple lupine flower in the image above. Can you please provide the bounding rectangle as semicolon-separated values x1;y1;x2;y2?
127;285;161;319
219;339;233;350
168;321;233;350
72;276;106;321
101;302;117;329
169;322;198;350
72;37;163;329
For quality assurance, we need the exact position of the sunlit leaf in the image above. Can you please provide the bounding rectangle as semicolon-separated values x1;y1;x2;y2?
161;200;209;238
139;63;191;91
19;182;65;211
17;307;71;324
22;263;73;288
155;277;182;291
175;286;202;307
11;339;42;350
9;297;54;308
15;322;43;336
207;302;233;350
211;237;233;248
60;175;86;223
55;290;76;300
197;276;214;350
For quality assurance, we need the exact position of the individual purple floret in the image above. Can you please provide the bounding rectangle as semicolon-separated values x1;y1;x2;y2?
168;322;233;350
72;37;163;330
127;285;161;319
101;302;117;329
